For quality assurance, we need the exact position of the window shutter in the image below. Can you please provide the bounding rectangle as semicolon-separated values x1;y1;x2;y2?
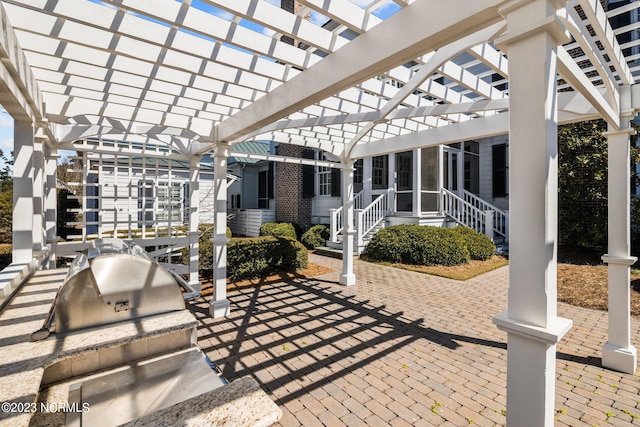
268;162;274;199
330;168;341;197
302;149;315;198
492;144;507;198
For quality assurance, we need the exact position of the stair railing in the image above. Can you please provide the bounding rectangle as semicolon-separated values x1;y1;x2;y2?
461;190;508;239
441;188;497;239
356;188;393;247
329;190;364;242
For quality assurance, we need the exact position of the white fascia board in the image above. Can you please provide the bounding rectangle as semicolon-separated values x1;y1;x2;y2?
557;47;620;129
215;0;503;145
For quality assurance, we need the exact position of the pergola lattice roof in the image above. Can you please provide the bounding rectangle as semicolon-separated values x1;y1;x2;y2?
1;0;638;160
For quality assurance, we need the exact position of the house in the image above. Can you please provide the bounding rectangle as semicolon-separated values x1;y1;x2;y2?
3;1;640;425
61;139;274;240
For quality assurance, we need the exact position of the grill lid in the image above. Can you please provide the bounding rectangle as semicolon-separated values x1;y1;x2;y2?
53;239;186;333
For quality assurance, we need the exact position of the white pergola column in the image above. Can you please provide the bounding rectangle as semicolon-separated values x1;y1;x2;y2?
602;114;637;374
188;157;202;293
209;143;231;318
341;161;356;286
413;149;421;216
492;1;572;426
12;121;34;264
45;146;58;269
32;137;45;251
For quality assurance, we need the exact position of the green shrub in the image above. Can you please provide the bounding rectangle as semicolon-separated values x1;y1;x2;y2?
227;236;307;281
366;225;470;266
259;222;297;240
451;226;496;261
301;224;330;249
182;223;231;276
0;189;11;244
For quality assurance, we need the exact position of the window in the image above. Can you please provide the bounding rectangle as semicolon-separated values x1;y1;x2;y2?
318;152;332;196
137;180;155;226
157;182;182;222
354;159;363;185
372;155;389;189
492;144;508;197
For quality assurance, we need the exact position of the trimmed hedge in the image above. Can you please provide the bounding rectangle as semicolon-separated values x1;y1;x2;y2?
301;224;330;249
181;223;232;276
259;222;297;240
451;226;496;261
366;225;470;266
227;236;308;281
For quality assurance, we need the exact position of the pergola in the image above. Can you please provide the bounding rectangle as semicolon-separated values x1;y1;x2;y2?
1;0;639;425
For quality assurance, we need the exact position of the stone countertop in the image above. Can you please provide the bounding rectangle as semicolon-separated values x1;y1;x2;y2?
0;268;281;427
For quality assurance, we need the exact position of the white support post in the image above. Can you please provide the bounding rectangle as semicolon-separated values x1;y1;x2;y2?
602;115;637;374
32;137;44;252
341;162;356;286
457;144;464;196
12;121;34;264
483;210;494;240
492;1;572;426
188;157;202;293
209;143;231;318
413;149;421;216
437;145;445;214
45;146;59;269
362;157;372;206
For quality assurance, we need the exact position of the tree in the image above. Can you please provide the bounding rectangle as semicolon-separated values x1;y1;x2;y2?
558;120;609;251
0;149;12;244
0;148;11;193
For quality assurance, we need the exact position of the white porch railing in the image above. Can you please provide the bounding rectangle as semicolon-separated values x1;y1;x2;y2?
461;190;508;239
441;188;508;240
356;188;393;248
329;190;365;242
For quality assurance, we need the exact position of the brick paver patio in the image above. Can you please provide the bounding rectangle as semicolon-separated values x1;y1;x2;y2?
190;254;640;426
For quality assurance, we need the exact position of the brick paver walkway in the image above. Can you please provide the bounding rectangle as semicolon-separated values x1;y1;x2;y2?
190;254;640;426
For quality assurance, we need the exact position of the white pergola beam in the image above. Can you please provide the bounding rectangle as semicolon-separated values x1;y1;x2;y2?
215;0;503;145
0;2;44;121
557;47;620;129
578;0;633;86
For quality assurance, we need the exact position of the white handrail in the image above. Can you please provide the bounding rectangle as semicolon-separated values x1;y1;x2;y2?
330;190;364;242
461;189;507;238
357;188;393;246
441;188;507;239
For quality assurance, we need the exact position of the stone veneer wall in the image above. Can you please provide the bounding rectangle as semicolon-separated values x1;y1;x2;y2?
274;143;312;229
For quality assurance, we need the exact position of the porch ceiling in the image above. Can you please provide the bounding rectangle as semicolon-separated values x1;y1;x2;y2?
0;0;638;159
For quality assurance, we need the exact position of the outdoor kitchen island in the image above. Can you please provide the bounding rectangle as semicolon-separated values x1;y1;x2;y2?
0;266;282;427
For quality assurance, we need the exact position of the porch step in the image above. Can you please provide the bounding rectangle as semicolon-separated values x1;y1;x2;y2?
313;247;359;260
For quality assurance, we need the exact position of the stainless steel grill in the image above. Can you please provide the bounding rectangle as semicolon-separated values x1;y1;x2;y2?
53;238;188;334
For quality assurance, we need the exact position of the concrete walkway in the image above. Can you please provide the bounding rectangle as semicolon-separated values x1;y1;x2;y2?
190;254;640;426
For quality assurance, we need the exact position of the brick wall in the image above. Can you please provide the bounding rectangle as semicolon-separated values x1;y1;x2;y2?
274;143;312;229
